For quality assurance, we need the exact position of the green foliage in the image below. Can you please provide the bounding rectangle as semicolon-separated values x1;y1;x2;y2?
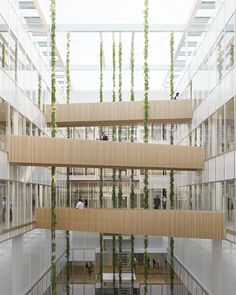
169;237;175;294
143;2;149;293
130;33;135;210
66;33;71;105
2;43;5;69
117;36;123;287
144;236;148;294
170;33;174;100
169;32;175;295
99;168;103;208
99;35;104;287
65;32;71;295
143;0;149;145
99;233;104;286
100;39;103;103
112;37;116;103
51;0;57;138
15;42;18;82
51;167;57;295
65;230;70;295
217;42;223;81
112;234;116;286
130;169;135;209
111;37;117;286
143;171;149;209
50;1;57;294
230;42;234;67
118;234;122;287
38;74;42;109
131;234;135;286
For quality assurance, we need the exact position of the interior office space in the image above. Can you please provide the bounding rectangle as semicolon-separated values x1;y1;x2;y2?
0;0;236;294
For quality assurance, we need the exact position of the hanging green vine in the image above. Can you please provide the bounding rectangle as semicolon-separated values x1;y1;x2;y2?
118;36;123;288
169;32;175;295
111;34;117;287
2;43;5;69
217;42;223;81
99;35;104;287
65;32;71;295
50;0;57;294
15;42;18;82
143;1;149;294
130;32;135;287
38;74;42;109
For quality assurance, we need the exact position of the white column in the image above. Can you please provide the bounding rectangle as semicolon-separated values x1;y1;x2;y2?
212;240;222;295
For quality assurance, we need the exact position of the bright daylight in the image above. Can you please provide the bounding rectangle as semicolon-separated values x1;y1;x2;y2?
0;0;235;295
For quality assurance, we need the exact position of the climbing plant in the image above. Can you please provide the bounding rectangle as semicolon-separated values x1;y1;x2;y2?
217;42;223;81
118;35;123;287
65;32;71;295
188;80;193;210
169;32;175;295
15;42;18;82
143;0;149;294
2;43;5;69
130;32;135;287
50;0;57;294
111;33;117;287
99;35;104;287
38;74;42;109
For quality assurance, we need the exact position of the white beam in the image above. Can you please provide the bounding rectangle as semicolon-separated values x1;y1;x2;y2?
25;23;189;33
64;64;185;71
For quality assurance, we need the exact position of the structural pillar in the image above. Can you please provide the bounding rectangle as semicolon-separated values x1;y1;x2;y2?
212;240;222;295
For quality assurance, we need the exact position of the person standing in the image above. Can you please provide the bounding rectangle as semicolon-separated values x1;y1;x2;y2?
152;258;156;269
162;196;167;209
100;131;108;141
154;195;161;209
2;197;6;222
76;199;84;209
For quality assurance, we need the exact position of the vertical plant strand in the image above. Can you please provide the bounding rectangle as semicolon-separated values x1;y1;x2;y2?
143;1;149;294
169;32;175;295
118;34;123;288
65;32;71;295
99;33;104;287
2;43;5;68
112;32;117;288
50;0;57;294
130;32;135;288
38;74;42;109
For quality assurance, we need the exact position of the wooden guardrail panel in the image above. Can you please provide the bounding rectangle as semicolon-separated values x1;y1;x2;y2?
45;100;192;127
8;136;204;171
35;208;225;240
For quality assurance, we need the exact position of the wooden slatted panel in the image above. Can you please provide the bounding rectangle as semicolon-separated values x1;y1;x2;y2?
35;208;225;240
45;100;192;127
8;135;205;171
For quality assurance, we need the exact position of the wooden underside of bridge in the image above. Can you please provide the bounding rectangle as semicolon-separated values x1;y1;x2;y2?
8;135;204;170
45;100;192;127
35;208;225;240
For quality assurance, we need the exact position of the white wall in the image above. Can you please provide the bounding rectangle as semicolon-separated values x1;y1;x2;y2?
0;229;66;295
174;238;236;295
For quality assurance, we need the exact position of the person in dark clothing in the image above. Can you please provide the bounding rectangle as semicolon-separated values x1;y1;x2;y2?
152;258;156;269
154;195;161;209
162;196;167;209
100;131;108;141
147;257;150;269
85;262;89;273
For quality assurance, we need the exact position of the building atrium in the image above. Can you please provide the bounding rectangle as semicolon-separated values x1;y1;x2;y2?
0;0;236;294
